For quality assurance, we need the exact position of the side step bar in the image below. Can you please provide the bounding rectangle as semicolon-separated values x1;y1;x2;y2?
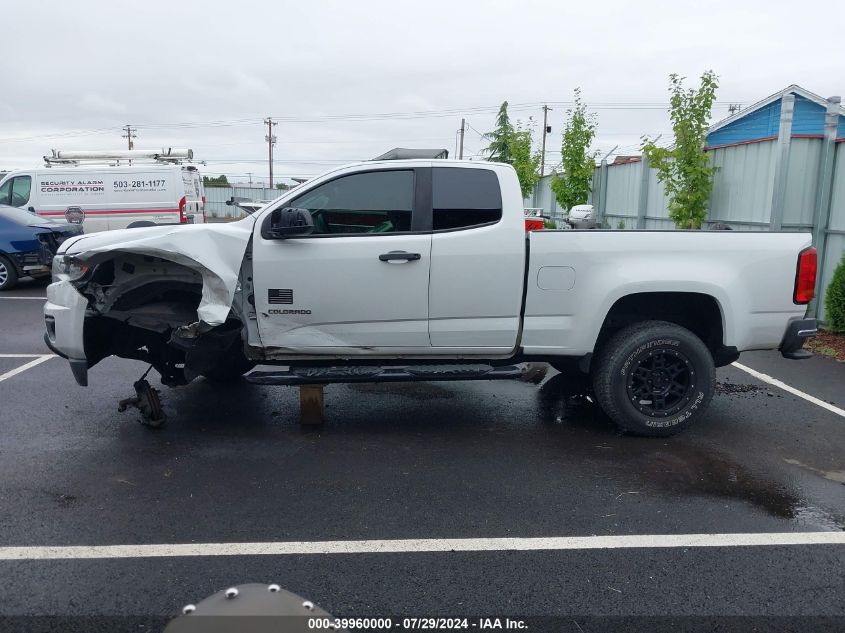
246;363;525;386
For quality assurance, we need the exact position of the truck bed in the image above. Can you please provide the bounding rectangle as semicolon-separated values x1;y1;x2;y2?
522;230;812;356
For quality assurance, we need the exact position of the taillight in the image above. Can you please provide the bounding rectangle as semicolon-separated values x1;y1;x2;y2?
524;218;544;232
178;196;187;224
793;246;817;304
201;196;207;223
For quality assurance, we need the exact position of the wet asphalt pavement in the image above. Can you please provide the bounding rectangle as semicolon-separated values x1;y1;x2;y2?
1;280;844;631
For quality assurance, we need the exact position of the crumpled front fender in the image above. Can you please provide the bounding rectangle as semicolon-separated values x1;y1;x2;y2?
63;221;255;326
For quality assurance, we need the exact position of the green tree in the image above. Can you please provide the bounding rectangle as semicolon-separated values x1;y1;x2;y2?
825;253;845;332
642;71;719;229
202;174;230;187
276;182;291;190
510;125;541;198
550;88;597;213
484;101;515;163
483;101;541;198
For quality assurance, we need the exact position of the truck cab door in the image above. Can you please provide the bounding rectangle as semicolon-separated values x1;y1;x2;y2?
251;168;432;353
427;167;525;350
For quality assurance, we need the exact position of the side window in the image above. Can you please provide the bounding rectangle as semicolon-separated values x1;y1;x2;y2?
290;170;414;235
0;178;12;206
432;168;502;231
10;176;32;207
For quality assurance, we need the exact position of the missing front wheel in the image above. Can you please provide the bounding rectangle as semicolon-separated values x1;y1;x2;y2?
118;378;166;428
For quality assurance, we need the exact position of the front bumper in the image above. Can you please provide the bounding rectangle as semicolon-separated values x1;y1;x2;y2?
44;281;89;385
779;318;817;360
22;264;50;276
9;249;49;276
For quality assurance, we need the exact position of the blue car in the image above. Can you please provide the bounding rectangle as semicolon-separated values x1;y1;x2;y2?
0;205;83;290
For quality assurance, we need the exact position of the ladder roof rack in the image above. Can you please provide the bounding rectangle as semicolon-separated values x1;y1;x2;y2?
44;148;194;167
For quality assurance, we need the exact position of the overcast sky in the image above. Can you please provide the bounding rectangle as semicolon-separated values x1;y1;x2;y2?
2;0;843;185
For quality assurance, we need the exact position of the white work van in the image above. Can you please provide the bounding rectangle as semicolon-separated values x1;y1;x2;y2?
0;164;206;233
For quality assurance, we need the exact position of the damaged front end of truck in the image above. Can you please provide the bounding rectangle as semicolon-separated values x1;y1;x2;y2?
46;222;260;394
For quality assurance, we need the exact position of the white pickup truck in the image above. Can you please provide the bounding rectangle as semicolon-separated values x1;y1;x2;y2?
44;159;818;435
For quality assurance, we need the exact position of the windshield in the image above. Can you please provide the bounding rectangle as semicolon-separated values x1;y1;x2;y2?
0;205;54;226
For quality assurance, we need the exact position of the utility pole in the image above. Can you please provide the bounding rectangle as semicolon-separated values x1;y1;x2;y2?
121;125;137;150
540;105;551;177
264;117;277;189
459;118;466;159
248;172;253;187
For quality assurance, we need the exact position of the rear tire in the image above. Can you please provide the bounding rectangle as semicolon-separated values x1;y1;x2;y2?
0;256;19;291
592;320;715;436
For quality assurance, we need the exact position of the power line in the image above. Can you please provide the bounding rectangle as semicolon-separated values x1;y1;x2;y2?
467;123;487;139
0;99;750;143
104;101;755;128
0;126;122;143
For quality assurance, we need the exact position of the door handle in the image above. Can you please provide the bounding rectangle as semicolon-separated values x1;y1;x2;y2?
379;251;421;262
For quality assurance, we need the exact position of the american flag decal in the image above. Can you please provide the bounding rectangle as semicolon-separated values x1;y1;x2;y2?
268;289;294;305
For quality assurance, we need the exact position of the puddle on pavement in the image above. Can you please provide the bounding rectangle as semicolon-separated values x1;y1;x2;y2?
137;368;843;529
536;373;845;529
629;446;799;518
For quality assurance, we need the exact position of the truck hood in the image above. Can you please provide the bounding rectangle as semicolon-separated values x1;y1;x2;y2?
61;219;255;326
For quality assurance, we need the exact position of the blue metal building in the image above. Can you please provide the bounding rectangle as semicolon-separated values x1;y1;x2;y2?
707;84;845;147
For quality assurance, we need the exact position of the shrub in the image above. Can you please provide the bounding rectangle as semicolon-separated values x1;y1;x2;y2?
825;253;845;332
616;219;626;230
544;218;557;229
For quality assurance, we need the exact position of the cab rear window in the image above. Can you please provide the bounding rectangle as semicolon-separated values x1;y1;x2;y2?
432;168;502;231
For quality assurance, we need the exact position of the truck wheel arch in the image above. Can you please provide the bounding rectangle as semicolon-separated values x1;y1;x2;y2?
75;253;251;384
592;291;734;367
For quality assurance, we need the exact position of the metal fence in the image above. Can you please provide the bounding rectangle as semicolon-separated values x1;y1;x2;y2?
203;186;284;219
525;133;845;323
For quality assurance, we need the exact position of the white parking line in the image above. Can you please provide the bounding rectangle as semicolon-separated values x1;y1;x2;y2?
0;296;47;300
732;362;845;419
0;354;55;383
0;532;843;561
